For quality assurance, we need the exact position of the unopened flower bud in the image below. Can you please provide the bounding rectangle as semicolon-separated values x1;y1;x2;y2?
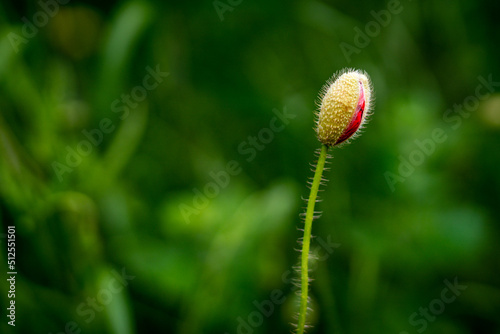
316;69;374;146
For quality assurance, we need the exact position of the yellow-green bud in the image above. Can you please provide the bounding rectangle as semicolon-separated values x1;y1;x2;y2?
316;69;374;147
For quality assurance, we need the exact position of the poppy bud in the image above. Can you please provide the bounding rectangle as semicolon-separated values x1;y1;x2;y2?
316;69;373;146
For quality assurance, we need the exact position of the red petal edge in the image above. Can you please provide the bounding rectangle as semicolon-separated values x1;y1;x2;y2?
334;81;365;145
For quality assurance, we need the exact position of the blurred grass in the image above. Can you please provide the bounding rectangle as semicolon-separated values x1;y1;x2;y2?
0;0;500;333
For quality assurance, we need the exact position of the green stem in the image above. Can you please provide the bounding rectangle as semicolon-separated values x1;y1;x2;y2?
297;144;329;334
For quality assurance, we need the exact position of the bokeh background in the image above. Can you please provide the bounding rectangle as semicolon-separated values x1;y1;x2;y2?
1;0;499;333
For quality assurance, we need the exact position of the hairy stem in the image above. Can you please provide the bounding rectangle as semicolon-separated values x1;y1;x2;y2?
297;144;329;334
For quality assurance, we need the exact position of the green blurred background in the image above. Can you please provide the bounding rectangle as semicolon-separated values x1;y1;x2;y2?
1;0;499;333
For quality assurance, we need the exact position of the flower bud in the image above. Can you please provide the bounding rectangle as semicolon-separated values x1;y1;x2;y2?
316;69;373;146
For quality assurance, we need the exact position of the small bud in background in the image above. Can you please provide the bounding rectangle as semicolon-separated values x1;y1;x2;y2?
316;69;374;146
47;6;103;60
